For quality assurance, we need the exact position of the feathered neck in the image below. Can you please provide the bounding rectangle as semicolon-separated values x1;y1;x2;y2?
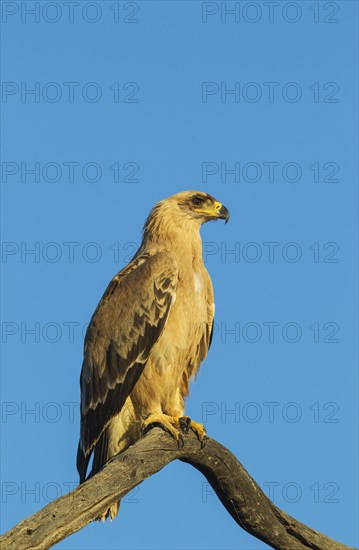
138;202;203;267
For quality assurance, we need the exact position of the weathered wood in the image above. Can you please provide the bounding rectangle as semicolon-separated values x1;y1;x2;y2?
0;429;356;550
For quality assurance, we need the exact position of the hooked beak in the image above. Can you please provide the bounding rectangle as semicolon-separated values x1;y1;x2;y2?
217;204;230;224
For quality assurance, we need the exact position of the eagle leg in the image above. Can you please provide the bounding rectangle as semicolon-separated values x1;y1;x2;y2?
142;413;184;449
179;416;208;448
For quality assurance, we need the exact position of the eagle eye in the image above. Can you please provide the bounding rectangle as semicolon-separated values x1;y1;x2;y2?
192;195;204;206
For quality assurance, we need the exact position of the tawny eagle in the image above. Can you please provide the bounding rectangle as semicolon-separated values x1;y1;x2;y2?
77;191;229;519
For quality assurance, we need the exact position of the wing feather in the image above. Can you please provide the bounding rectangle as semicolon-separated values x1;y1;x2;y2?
77;252;178;481
203;268;215;356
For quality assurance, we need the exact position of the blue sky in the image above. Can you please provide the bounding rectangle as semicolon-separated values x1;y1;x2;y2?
1;1;358;549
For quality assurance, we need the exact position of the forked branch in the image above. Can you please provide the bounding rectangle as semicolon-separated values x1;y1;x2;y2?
0;429;356;550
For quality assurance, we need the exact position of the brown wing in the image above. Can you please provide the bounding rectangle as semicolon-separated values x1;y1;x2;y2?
77;252;178;481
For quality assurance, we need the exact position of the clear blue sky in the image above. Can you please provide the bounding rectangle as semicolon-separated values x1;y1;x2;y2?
1;1;358;549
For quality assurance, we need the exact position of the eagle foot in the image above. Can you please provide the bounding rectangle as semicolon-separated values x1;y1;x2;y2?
179;416;208;448
142;413;184;449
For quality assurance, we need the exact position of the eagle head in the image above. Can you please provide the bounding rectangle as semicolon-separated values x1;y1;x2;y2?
170;190;230;224
142;191;229;243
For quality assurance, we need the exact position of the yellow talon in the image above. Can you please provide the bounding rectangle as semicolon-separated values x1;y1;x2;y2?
142;413;183;447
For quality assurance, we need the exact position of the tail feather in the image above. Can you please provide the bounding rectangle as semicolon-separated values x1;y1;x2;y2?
76;443;91;484
77;398;140;521
85;429;121;521
91;430;109;477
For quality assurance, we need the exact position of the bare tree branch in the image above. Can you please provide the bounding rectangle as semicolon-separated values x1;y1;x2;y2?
0;429;356;550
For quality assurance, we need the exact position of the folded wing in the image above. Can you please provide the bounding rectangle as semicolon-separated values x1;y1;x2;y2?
77;252;178;482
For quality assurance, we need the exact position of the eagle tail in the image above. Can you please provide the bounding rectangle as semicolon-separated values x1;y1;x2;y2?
76;432;121;520
78;399;140;521
76;442;90;484
88;429;121;521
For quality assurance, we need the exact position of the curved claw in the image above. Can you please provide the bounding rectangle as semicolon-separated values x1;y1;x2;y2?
178;433;184;449
179;416;191;434
179;416;207;448
142;421;160;435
